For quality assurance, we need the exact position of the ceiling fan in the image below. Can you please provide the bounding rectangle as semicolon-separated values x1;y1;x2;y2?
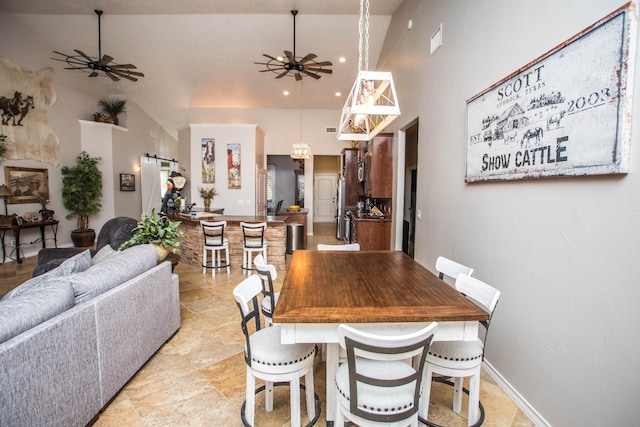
51;10;144;82
255;10;333;81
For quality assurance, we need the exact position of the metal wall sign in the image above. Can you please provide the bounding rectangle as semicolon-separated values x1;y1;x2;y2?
465;2;638;182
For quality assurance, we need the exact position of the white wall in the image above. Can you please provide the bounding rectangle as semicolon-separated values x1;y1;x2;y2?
380;0;640;425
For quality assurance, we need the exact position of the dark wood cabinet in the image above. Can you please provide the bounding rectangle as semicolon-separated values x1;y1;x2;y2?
352;217;391;250
363;134;393;199
342;148;361;207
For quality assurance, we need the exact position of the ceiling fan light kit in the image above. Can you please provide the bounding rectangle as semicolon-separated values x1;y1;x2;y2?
337;0;401;142
255;10;333;81
51;10;144;82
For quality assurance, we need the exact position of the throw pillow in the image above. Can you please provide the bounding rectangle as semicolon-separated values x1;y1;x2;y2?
91;244;116;265
2;250;91;300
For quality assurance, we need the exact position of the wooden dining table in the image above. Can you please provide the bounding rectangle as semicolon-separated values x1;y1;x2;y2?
273;250;489;424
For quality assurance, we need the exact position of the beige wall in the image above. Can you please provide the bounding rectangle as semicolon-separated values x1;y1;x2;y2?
380;1;640;425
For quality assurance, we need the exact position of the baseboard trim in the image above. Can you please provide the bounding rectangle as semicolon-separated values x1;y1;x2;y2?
483;360;551;427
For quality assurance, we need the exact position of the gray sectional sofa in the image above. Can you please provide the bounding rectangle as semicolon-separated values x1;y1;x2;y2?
0;244;181;427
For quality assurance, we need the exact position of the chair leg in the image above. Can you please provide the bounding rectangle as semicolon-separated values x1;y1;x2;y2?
304;370;316;421
265;380;274;412
453;376;463;414
467;371;481;426
335;401;345;427
243;249;247;273
202;247;207;274
290;376;301;427
226;247;230;274
246;370;256;427
419;366;434;421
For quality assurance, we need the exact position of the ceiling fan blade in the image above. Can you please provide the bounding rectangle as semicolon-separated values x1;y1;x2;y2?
301;69;321;80
73;49;93;61
105;71;120;81
295;72;302;81
88;71;99;77
98;55;114;65
276;69;290;79
284;50;295;64
111;69;139;81
299;53;317;64
110;63;137;69
110;68;145;77
306;68;332;74
305;61;333;67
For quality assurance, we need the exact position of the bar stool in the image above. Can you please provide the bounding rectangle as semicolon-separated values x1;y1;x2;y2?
435;256;474;287
201;220;230;277
240;222;267;273
253;254;279;326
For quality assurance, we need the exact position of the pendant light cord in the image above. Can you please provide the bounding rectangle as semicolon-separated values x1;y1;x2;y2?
358;0;370;72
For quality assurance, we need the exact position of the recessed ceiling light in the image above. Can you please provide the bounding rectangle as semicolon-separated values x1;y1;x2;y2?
283;90;290;96
339;57;346;63
335;92;342;97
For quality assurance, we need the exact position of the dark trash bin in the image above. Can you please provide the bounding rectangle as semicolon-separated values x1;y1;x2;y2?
286;223;305;254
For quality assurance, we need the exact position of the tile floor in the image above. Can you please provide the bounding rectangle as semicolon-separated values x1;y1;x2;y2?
0;223;535;427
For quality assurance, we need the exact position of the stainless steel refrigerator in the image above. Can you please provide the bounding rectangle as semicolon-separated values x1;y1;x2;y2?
336;178;346;240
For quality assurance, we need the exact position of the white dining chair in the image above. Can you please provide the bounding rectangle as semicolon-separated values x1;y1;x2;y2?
420;273;500;426
435;256;473;286
240;222;268;273
317;243;361;251
253;254;279;326
201;220;230;277
233;274;318;427
335;322;438;427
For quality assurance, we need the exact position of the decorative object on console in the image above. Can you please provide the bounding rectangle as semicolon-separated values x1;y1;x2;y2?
94;97;127;126
61;151;103;247
119;209;184;261
198;186;218;212
23;211;39;222
337;0;400;142
0;56;59;166
4;166;49;205
37;191;54;221
254;10;332;81
51;10;144;82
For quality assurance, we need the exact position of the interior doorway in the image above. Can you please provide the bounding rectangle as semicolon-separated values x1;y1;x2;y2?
313;155;340;224
402;121;419;258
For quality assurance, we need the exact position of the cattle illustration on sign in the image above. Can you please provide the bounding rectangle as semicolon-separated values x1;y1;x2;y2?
465;2;637;182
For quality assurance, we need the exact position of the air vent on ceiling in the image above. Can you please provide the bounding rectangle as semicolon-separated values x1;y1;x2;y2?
325;127;337;134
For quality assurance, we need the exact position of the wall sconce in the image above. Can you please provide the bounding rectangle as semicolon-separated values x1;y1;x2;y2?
290;143;311;159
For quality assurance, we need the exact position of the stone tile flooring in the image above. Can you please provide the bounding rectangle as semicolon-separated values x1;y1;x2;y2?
0;223;535;426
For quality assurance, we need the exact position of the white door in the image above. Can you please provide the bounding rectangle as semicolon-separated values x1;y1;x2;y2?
314;173;337;223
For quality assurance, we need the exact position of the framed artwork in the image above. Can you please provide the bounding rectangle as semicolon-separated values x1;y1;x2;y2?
4;166;49;204
227;143;241;189
465;2;637;182
202;138;215;183
120;173;135;191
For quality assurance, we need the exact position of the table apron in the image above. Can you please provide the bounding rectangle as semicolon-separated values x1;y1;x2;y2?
279;321;479;344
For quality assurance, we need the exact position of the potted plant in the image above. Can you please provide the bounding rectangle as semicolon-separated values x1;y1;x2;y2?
119;209;184;260
93;97;127;126
61;151;103;247
198;186;218;212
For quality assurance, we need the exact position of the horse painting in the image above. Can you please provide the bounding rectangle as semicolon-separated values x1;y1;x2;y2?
0;91;23;126
0;92;34;126
521;127;544;148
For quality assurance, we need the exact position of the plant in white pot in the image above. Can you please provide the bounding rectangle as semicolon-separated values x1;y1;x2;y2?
119;209;184;261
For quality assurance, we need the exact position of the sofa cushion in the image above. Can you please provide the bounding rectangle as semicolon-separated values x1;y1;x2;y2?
2;250;91;300
69;244;157;305
91;244;117;265
0;279;74;344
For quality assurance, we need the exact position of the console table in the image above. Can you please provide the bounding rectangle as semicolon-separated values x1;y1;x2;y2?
0;219;59;264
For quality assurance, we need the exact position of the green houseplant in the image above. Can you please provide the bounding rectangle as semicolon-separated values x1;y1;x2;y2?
61;151;103;247
119;209;184;260
94;97;127;126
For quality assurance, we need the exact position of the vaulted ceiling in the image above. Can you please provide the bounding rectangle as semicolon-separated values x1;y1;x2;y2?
1;0;404;135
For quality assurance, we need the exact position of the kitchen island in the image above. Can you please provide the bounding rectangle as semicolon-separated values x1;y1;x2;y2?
173;213;287;271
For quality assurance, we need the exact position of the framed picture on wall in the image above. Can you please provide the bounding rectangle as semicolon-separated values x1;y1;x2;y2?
120;173;135;191
4;166;49;204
